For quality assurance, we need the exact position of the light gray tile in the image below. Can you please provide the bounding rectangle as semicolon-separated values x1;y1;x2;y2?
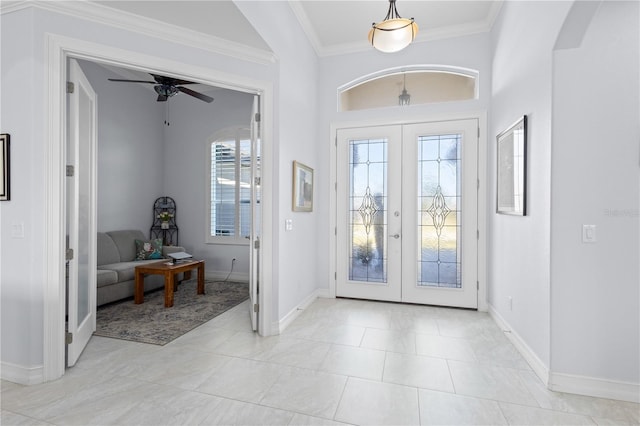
319;344;386;380
288;413;353;425
201;397;295;425
307;324;367;346
418;389;507;425
254;336;332;369
196;357;286;403
335;377;420;426
415;333;477;362
499;402;597;425
260;367;347;419
1;410;53;426
448;360;539;406
360;328;417;354
383;352;454;393
209;330;281;358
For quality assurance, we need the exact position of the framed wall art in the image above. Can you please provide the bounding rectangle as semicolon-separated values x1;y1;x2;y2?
292;160;313;212
0;133;9;201
496;116;527;215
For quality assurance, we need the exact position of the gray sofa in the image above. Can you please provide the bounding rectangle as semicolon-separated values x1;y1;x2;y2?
97;230;185;306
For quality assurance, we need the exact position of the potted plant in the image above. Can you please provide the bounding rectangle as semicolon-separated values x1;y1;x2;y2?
157;211;173;229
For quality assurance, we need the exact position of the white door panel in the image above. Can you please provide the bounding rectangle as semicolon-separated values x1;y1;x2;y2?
67;59;97;366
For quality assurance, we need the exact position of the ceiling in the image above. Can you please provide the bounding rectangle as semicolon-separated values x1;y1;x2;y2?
91;1;503;57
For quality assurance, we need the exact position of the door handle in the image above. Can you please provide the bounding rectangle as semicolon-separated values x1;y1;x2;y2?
391;234;400;239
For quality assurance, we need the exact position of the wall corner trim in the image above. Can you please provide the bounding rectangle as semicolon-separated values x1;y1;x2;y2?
275;288;322;334
549;373;640;404
488;304;550;386
1;362;44;386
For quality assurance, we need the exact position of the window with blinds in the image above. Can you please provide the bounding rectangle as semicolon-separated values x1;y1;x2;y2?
208;128;254;243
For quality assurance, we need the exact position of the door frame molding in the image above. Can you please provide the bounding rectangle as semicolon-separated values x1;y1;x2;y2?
44;34;274;381
329;111;488;311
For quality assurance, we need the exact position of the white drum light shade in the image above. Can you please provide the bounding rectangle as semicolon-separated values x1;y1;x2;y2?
368;1;419;53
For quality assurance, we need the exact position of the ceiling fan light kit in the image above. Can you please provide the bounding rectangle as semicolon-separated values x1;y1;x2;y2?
368;0;419;53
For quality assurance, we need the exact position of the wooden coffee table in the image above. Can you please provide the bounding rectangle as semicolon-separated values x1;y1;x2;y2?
134;259;205;308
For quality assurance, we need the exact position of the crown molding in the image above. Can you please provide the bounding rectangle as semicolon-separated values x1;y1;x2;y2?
287;0;504;58
1;0;277;65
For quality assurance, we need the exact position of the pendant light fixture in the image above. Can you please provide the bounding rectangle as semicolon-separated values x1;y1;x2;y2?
399;73;410;106
368;0;419;53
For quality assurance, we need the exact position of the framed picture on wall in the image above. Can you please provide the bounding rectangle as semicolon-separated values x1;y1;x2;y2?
292;161;313;212
0;134;9;201
496;116;527;215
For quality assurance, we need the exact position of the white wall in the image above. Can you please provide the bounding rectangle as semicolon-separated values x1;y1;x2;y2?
235;1;321;323
551;0;639;388
488;0;572;373
164;87;254;280
78;60;166;234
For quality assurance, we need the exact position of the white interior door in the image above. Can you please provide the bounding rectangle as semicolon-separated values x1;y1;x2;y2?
249;95;261;330
66;59;97;366
336;120;478;308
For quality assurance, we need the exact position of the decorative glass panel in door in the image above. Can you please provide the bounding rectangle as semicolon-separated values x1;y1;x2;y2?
337;126;402;302
401;120;478;308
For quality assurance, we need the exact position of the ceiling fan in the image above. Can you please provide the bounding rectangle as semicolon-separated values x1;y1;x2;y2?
108;73;214;103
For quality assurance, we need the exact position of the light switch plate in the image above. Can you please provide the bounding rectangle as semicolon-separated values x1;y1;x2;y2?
582;224;596;243
285;219;293;231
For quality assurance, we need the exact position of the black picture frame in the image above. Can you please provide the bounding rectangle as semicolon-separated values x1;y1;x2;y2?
0;134;9;201
496;116;527;215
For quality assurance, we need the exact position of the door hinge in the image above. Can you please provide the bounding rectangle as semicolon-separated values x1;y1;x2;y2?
66;165;75;177
254;303;259;312
65;332;73;344
66;82;74;94
334;227;337;236
254;177;261;186
477;281;480;290
254;112;261;122
477;178;480;189
334;272;337;280
254;239;260;249
477;230;480;240
477;127;480;138
335;182;337;191
66;248;74;261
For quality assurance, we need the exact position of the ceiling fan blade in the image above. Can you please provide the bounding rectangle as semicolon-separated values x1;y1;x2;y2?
108;78;156;84
150;74;196;86
157;94;168;102
177;86;214;103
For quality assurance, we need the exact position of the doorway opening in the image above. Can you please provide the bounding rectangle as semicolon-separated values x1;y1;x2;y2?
44;35;273;382
335;119;480;309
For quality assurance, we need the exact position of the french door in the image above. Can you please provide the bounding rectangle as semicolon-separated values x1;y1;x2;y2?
66;59;97;366
336;120;478;308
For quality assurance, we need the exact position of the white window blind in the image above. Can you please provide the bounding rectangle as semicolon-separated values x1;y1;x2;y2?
208;130;255;242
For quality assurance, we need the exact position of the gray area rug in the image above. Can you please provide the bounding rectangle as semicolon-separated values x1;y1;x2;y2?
94;280;248;345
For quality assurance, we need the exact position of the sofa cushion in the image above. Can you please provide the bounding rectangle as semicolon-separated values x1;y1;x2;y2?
135;238;163;260
99;260;164;282
97;232;120;266
96;269;118;288
107;230;146;262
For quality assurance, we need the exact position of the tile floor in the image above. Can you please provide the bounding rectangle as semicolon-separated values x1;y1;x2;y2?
1;297;639;425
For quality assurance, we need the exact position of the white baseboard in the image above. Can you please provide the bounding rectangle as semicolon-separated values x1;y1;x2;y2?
273;289;322;334
316;288;332;298
549;372;640;403
488;304;550;386
1;361;43;385
489;304;640;403
204;271;249;282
